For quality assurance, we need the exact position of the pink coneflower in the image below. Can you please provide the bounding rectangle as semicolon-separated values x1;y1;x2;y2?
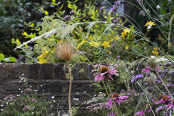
165;99;174;113
142;66;150;76
155;96;170;104
94;66;119;82
106;94;129;109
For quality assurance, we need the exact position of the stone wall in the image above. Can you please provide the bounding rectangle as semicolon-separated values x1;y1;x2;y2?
0;63;95;114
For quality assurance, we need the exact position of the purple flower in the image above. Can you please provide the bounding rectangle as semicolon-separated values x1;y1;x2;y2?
165;62;172;66
142;66;150;76
111;6;118;12
165;99;174;113
113;18;120;23
99;6;105;12
131;74;144;83
115;1;121;6
139;11;145;16
138;0;143;3
70;10;74;14
64;15;71;21
148;87;154;92
108;112;116;116
155;80;162;84
156;105;164;113
135;107;152;115
94;66;119;82
135;110;145;115
106;94;128;108
4;94;15;102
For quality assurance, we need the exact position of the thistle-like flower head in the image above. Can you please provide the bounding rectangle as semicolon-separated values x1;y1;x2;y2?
56;42;75;61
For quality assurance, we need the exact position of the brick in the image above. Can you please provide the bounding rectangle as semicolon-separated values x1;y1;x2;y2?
4;63;17;80
16;63;29;78
54;63;66;80
71;63;79;80
42;63;54;79
29;63;41;80
40;82;64;94
88;64;95;80
77;63;89;80
0;63;4;82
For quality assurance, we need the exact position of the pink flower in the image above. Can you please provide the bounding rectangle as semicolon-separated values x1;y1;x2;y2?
108;112;116;116
165;99;174;113
135;107;152;115
94;66;119;82
142;66;150;76
106;94;128;108
135;110;145;115
155;96;170;104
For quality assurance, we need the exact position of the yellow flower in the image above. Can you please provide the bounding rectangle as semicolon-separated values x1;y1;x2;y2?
145;21;155;26
77;40;87;49
113;36;120;41
125;46;129;50
121;28;130;38
154;48;157;50
102;41;110;48
121;32;127;38
38;59;47;63
123;28;130;33
152;51;159;55
89;36;94;40
89;41;100;48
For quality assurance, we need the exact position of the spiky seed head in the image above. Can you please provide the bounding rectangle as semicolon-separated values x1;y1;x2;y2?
55;42;75;61
162;96;169;101
100;66;109;73
113;94;120;98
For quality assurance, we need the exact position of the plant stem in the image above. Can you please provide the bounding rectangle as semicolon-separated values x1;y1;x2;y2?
157;73;173;99
67;61;72;116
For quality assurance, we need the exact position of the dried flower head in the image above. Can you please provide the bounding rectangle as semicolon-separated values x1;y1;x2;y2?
56;42;75;61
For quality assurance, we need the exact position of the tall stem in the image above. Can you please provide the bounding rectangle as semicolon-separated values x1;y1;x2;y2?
67;61;72;116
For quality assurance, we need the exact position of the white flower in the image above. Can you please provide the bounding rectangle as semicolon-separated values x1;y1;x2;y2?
147;25;152;29
156;5;160;9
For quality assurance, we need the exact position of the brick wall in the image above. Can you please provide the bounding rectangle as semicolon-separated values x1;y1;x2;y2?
0;63;95;113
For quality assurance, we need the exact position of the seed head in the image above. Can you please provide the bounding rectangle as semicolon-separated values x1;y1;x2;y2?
56;42;75;61
113;94;120;98
100;66;109;73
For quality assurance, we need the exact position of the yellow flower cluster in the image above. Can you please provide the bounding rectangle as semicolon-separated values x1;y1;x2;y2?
152;48;159;56
77;40;87;49
121;28;130;38
102;41;110;48
89;41;100;48
37;50;49;63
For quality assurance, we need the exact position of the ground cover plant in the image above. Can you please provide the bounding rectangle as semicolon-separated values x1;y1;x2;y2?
2;0;174;115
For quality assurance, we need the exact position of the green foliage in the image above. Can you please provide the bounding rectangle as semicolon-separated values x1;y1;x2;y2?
0;53;17;63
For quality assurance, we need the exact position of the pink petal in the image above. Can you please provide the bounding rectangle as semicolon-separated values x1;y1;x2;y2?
108;74;113;80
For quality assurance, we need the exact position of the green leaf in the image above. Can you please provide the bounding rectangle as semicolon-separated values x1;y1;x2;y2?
9;57;17;62
3;58;10;62
0;53;4;61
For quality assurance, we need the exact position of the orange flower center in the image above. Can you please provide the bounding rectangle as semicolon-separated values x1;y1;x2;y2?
100;66;109;73
172;99;174;104
113;94;120;98
162;96;169;101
